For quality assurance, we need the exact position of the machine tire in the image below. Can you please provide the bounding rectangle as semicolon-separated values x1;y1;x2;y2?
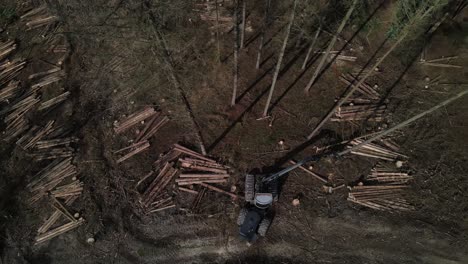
245;174;255;202
237;208;248;225
257;217;271;236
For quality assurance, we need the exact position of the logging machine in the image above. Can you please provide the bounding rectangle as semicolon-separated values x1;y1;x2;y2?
237;154;330;242
237;83;468;242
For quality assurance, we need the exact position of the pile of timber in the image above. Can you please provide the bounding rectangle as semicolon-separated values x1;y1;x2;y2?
0;58;26;86
27;156;84;244
0;40;17;61
332;104;386;122
367;163;413;184
0;80;21;102
21;5;59;30
1;93;39;142
176;146;230;186
0;43;30;141
38;91;70;111
347;185;414;212
114;107;169;163
139;162;179;213
340;73;380;100
173;144;237;201
347;139;407;161
136;144;236;214
332;73;386;123
16;120;55;150
30;70;64;92
27;157;80;204
0;14;82;245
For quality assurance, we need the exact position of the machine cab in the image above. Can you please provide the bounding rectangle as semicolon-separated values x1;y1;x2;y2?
254;193;273;209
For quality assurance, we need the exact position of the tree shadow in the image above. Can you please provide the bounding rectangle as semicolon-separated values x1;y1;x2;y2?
221;22;287;63
207;81;272;152
273;129;336;167
361;20;442;127
207;37;316;152
235;65;274;103
306;1;386;89
267;55;319;113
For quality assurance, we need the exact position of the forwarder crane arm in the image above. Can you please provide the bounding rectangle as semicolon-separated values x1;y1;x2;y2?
261;152;336;184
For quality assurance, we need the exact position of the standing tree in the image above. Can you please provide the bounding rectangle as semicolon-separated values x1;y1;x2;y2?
303;0;358;93
231;0;240;106
240;0;247;49
262;0;299;117
307;1;444;139
256;0;271;69
301;25;321;70
215;0;221;62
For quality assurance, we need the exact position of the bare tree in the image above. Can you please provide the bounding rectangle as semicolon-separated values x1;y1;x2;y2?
215;0;221;62
256;0;271;69
339;88;468;156
301;25;321;70
231;0;240;106
303;0;358;93
240;0;246;49
307;30;409;139
307;3;443;139
144;1;207;154
262;0;298;117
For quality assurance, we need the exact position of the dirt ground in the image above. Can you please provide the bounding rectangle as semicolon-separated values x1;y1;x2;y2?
1;0;468;263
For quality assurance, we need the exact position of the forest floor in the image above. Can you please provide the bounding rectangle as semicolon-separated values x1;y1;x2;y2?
1;0;468;263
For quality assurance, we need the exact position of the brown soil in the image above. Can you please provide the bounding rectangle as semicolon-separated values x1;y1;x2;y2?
1;1;468;264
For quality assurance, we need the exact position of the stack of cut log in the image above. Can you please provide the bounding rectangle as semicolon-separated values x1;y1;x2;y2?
332;74;385;123
114;107;169;163
16;120;55;150
347;185;414;212
347;139;407;161
27;131;82;243
348;138;414;212
1;9;83;245
27;157;79;204
31;143;75;161
340;73;380;100
21;6;59;30
176;145;230;186
172;144;235;199
30;70;64;92
367;163;413;184
38;91;70;111
139;162;179;213
0;58;26;86
27;156;84;244
332;104;386;122
136;144;236;214
1;87;36;142
190;186;206;213
0;80;21;102
0;40;17;61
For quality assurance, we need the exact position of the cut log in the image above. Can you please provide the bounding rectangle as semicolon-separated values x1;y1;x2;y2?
116;141;150;163
38;195;78;234
114;107;156;134
35;218;84;244
197;182;238;199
